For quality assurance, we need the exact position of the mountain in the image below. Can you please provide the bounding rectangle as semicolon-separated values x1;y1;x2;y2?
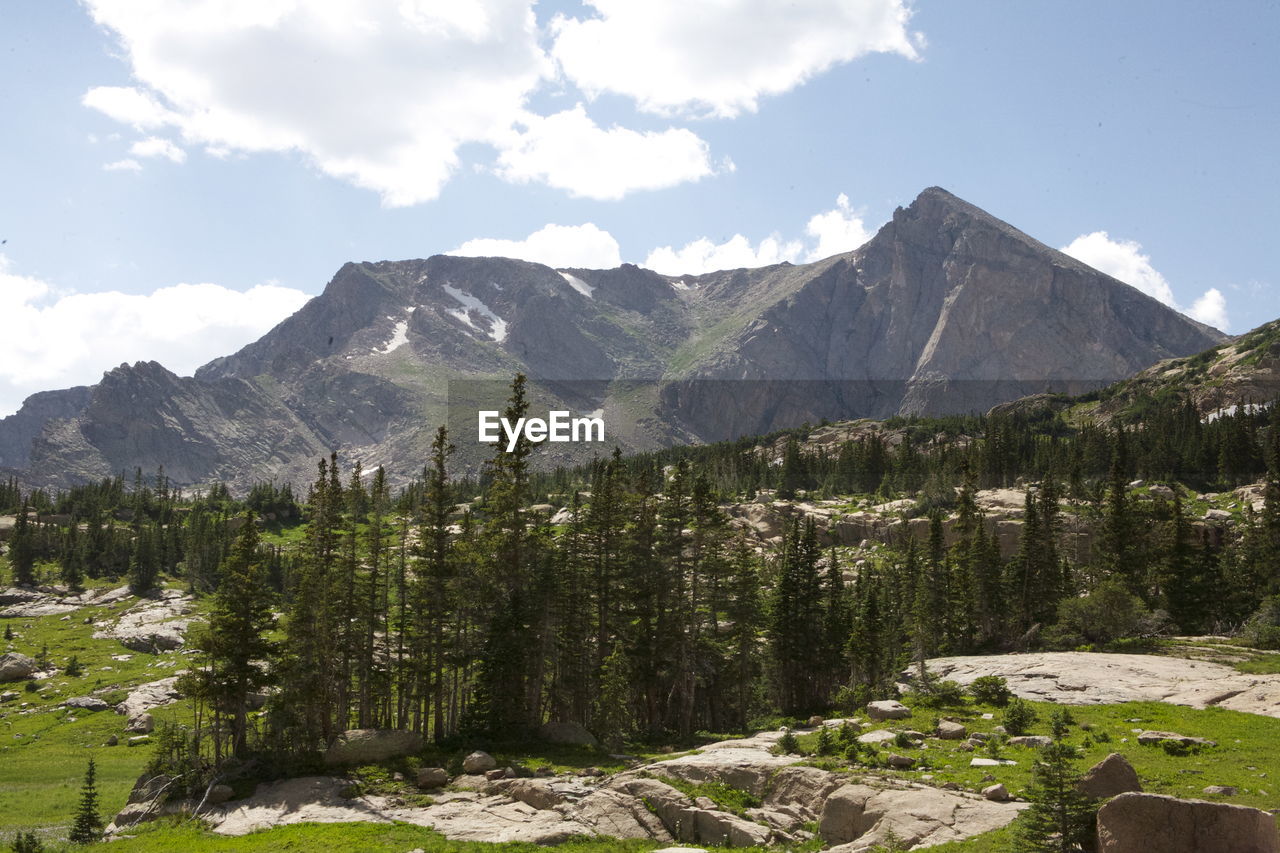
0;187;1227;491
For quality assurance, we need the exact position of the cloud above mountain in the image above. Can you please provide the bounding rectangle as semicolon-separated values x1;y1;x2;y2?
79;0;917;205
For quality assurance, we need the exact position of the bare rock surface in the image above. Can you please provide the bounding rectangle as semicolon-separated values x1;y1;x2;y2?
93;590;194;653
208;777;391;835
0;584;130;618
917;652;1280;717
820;782;1027;851
1095;792;1280;852
116;676;183;717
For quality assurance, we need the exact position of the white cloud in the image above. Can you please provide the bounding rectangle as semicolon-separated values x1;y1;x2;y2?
1061;231;1229;331
0;256;310;417
130;136;186;163
644;194;869;274
495;105;715;200
1189;288;1229;330
79;1;920;203
550;0;919;118
804;193;873;261
103;158;143;172
82;85;176;129
645;234;803;276
80;0;553;206
449;223;622;269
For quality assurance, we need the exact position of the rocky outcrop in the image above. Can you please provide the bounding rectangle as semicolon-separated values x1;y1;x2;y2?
116;676;183;717
0;584;131;618
92;589;194;653
1095;792;1280;853
912;652;1280;718
323;729;423;766
1077;753;1142;799
819;782;1026;851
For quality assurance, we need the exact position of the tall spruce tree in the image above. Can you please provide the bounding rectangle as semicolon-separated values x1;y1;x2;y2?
68;757;102;844
1012;709;1096;852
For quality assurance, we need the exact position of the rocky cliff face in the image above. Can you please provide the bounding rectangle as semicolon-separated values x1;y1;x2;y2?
1;187;1227;491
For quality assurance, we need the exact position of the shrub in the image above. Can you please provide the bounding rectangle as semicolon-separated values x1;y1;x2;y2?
969;675;1013;706
64;656;83;677
816;726;836;756
893;732;914;749
11;831;44;853
775;729;800;755
1045;580;1163;647
911;679;966;708
1242;596;1280;650
1003;697;1037;736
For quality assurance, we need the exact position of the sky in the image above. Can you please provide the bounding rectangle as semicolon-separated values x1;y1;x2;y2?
1;1;1277;417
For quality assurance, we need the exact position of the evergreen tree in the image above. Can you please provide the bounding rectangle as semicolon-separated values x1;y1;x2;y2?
9;500;36;587
68;757;103;844
593;643;632;750
1012;709;1096;852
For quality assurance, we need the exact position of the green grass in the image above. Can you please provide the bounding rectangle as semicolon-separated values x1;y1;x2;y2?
792;696;1280;811
650;774;760;817
0;585;211;835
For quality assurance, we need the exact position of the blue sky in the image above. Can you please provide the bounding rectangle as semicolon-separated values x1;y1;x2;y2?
0;1;1276;416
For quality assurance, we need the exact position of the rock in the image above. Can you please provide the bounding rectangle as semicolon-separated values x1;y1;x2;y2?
538;720;598;747
0;691;17;702
1095;792;1280;852
886;753;915;768
1204;508;1232;522
764;766;845;811
807;715;825;727
867;700;911;721
819;782;1027;848
857;729;900;745
94;591;193;653
115;676;183;718
463;751;497;774
983;783;1009;801
485;768;513;781
937;720;967;740
1203;785;1238;796
1077;753;1142;799
127;735;151;747
63;696;110;712
323;729;423;766
611;777;772;847
1137;730;1216;748
416;767;449;789
0;652;36;682
907;652;1280;718
970;757;1017;766
105;735;118;746
1149;484;1175;499
1009;735;1052;748
206;784;234;804
125;712;155;733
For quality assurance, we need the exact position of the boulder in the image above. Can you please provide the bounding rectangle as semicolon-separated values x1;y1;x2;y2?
807;715;826;727
857;729;899;745
322;729;422;766
115;676;183;718
206;784;234;805
463;750;497;774
764;765;844;811
886;753;915;768
1008;735;1052;748
819;782;1025;848
127;735;151;746
1148;484;1175;499
105;734;118;746
1096;792;1280;852
1077;753;1142;799
1137;730;1215;747
0;691;18;702
538;720;598;747
983;783;1009;802
63;696;110;712
125;712;155;734
937;720;967;740
0;652;36;682
1203;786;1239;797
416;767;449;789
867;700;911;721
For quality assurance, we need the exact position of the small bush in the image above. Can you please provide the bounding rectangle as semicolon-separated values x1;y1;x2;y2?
893;731;914;749
1242;596;1280;650
815;726;836;756
11;830;44;853
775;729;800;755
911;679;967;708
969;675;1012;706
1003;697;1037;736
64;656;83;677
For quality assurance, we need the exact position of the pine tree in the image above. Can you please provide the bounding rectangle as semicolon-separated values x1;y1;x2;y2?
68;757;103;844
9;500;36;587
1012;709;1097;852
593;643;632;750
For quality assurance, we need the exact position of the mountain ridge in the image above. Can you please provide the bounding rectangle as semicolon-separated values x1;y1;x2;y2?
0;187;1228;491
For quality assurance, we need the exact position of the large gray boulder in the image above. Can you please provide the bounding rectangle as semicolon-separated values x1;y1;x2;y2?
1096;792;1279;852
538;720;598;747
819;782;1025;849
1077;753;1142;799
866;700;911;721
462;750;497;774
322;729;422;766
0;652;36;682
63;696;110;712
